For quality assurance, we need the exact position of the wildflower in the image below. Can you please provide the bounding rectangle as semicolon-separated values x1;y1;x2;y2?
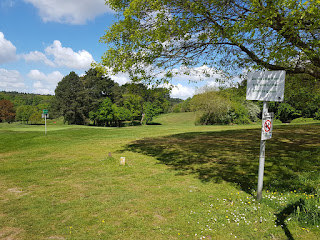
102;219;105;223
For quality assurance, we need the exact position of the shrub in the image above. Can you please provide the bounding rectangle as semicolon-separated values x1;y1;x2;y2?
291;117;320;124
245;101;261;122
277;103;301;122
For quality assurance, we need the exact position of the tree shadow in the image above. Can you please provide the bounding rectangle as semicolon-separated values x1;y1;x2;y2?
275;199;305;240
124;124;320;194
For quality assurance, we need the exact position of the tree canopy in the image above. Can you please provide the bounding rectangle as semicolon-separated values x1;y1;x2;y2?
101;0;320;83
0;99;15;123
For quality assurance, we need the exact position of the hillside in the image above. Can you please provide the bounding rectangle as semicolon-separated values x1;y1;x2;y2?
152;112;196;126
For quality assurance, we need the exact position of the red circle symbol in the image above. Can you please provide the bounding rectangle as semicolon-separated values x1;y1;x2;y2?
264;120;271;132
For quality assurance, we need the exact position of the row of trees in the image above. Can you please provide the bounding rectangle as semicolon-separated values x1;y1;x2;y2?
0;92;52;124
0;69;176;126
54;69;172;126
172;74;320;125
1;72;319;126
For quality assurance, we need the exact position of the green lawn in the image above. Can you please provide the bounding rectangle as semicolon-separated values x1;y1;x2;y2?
0;113;319;239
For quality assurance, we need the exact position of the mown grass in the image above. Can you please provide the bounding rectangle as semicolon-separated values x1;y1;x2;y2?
0;113;319;239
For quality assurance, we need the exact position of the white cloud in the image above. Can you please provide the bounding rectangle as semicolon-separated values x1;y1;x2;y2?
170;84;195;100
28;69;63;94
168;65;225;82
110;72;131;85
45;40;94;69
24;0;113;24
21;51;55;67
0;32;17;64
0;69;27;92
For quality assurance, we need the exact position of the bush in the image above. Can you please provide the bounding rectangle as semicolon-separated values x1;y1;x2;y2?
229;101;251;124
315;109;320;120
277;103;301;122
245;101;261;122
291;117;320;124
192;91;232;125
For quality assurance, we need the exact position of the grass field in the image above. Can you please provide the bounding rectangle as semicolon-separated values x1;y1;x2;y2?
0;112;319;239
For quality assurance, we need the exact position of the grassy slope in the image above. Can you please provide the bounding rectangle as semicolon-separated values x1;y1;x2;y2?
0;114;319;239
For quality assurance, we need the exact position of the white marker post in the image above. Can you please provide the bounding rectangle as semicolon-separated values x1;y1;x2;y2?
246;71;285;200
42;109;49;136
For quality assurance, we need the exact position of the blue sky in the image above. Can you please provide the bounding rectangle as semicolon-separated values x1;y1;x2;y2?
0;0;225;99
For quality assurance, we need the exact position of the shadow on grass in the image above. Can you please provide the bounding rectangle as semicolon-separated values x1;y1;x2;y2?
124;124;320;194
275;199;305;240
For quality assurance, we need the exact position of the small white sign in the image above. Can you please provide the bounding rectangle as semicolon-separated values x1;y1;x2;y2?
261;113;274;140
246;71;285;102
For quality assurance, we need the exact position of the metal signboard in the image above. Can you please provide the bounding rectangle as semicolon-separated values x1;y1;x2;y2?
246;71;285;102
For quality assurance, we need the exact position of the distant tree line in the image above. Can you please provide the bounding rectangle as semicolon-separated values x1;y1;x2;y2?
53;69;173;126
1;72;319;125
172;74;320;125
0;69;179;126
0;92;53;124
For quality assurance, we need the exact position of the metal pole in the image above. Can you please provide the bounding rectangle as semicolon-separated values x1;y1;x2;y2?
257;101;268;200
45;114;47;136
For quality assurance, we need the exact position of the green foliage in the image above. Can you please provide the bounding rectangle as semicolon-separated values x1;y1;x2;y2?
15;105;37;123
54;72;84;124
96;98;114;126
0;91;53;107
81;68;121;112
54;73;173;127
171;98;192;113
101;0;320;84
290;117;320;124
29;112;42;125
191;87;260;125
267;74;320;122
229;101;251;125
315;109;320;120
277;103;302;122
143;101;162;124
113;105;132;126
245;101;261;122
123;93;143;120
192;90;232;125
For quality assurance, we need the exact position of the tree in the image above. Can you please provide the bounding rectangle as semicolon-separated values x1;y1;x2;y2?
81;68;121;112
95;98;114;126
113;105;132;127
101;0;320;83
0;99;15;123
29;112;43;125
191;90;232;125
123;94;144;121
15;105;36;124
55;72;86;125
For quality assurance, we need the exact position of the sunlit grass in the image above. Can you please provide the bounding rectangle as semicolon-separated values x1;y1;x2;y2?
0;114;319;239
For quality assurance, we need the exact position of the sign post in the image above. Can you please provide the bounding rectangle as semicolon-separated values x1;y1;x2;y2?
246;71;285;200
42;109;49;136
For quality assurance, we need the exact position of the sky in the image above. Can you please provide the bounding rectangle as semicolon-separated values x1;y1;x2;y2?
0;0;228;99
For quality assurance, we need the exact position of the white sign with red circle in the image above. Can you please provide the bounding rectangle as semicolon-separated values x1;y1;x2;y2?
264;120;272;132
261;113;273;140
